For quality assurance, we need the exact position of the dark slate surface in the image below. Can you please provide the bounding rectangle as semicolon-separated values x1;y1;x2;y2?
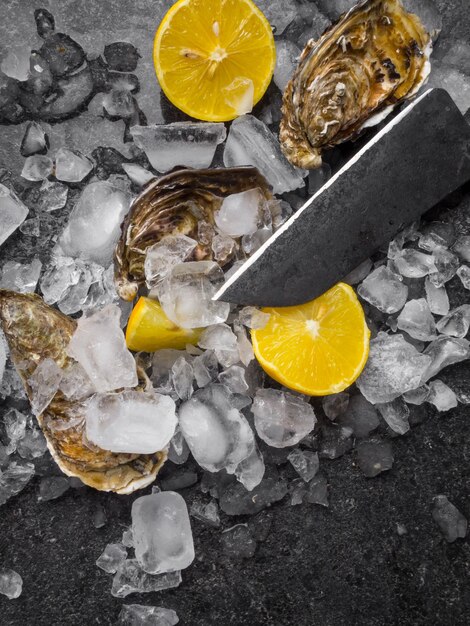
1;1;470;625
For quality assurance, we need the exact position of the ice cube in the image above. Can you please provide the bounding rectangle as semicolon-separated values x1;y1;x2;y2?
130;123;226;172
254;0;297;34
144;235;197;288
0;568;22;600
171;357;193;401
28;358;63;416
357;333;432;404
103;88;136;118
252;388;316;448
358;266;408;313
57;262;99;315
452;235;470;262
168;427;190;465
234;322;255;367
220;478;288;515
118;604;179;626
1;46;31;81
21;155;53;181
40;257;81;305
393;249;436;278
67;304;138;392
190;500;221;528
96;543;128;574
0;258;42;293
273;40;301;92
58;181;131;265
239;306;270;330
234;441;265;491
86;390;177;454
396;298;436;341
377;397;410;435
212;233;237;263
356;440;394;477
178;384;255;474
223;115;306;194
36;180;69;212
0;184;29;247
436;305;470;338
215;188;264;238
17;428;47;460
55;147;93;182
402;385;430;405
193;350;219;388
427;380;458;412
422;336;470;382
424;277;449;316
456;265;470;290
111;560;182;598
221;524;257;559
19;217;40;237
343;259;374;286
38;476;70;502
122;163;156;188
132;491;194;575
223;77;254;116
337;395;380;438
21;121;48;157
432;495;468;543
322;393;349;420
157;262;230;329
429;248;460;287
287;449;319;482
218;365;249;394
4;408;27;454
303;475;329;507
0;461;35;506
319;425;353;459
427;62;470;115
418;222;455;252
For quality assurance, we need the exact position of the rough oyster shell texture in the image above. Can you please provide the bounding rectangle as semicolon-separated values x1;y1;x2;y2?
114;167;273;301
280;0;432;169
0;290;166;494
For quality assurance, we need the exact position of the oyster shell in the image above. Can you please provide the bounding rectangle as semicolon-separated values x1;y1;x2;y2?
114;167;273;301
280;0;432;169
0;290;166;494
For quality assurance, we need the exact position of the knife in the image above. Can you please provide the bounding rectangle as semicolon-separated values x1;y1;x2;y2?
214;88;470;307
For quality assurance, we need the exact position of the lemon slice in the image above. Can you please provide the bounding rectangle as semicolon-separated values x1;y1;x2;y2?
252;283;371;396
126;297;202;352
154;0;276;122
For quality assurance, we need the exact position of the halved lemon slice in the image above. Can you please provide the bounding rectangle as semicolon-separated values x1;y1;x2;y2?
126;297;202;352
154;0;276;122
252;283;371;396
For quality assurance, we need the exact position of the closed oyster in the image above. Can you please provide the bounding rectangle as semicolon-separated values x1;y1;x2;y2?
280;0;432;169
114;167;273;301
0;290;166;494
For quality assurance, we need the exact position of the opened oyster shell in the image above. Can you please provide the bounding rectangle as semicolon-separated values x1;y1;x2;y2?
0;290;166;494
280;0;432;169
114;167;273;301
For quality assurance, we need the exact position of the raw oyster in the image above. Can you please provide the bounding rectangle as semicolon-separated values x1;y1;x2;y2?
280;0;432;169
0;290;166;494
114;167;273;301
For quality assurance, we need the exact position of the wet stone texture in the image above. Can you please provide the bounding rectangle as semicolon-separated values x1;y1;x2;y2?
1;0;470;625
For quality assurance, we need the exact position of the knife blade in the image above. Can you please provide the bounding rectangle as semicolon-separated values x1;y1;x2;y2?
214;88;470;307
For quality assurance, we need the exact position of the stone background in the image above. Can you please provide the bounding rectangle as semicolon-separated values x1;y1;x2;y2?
1;1;469;625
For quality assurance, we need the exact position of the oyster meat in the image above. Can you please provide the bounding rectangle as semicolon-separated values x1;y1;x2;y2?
280;0;432;169
0;290;166;494
114;167;273;301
